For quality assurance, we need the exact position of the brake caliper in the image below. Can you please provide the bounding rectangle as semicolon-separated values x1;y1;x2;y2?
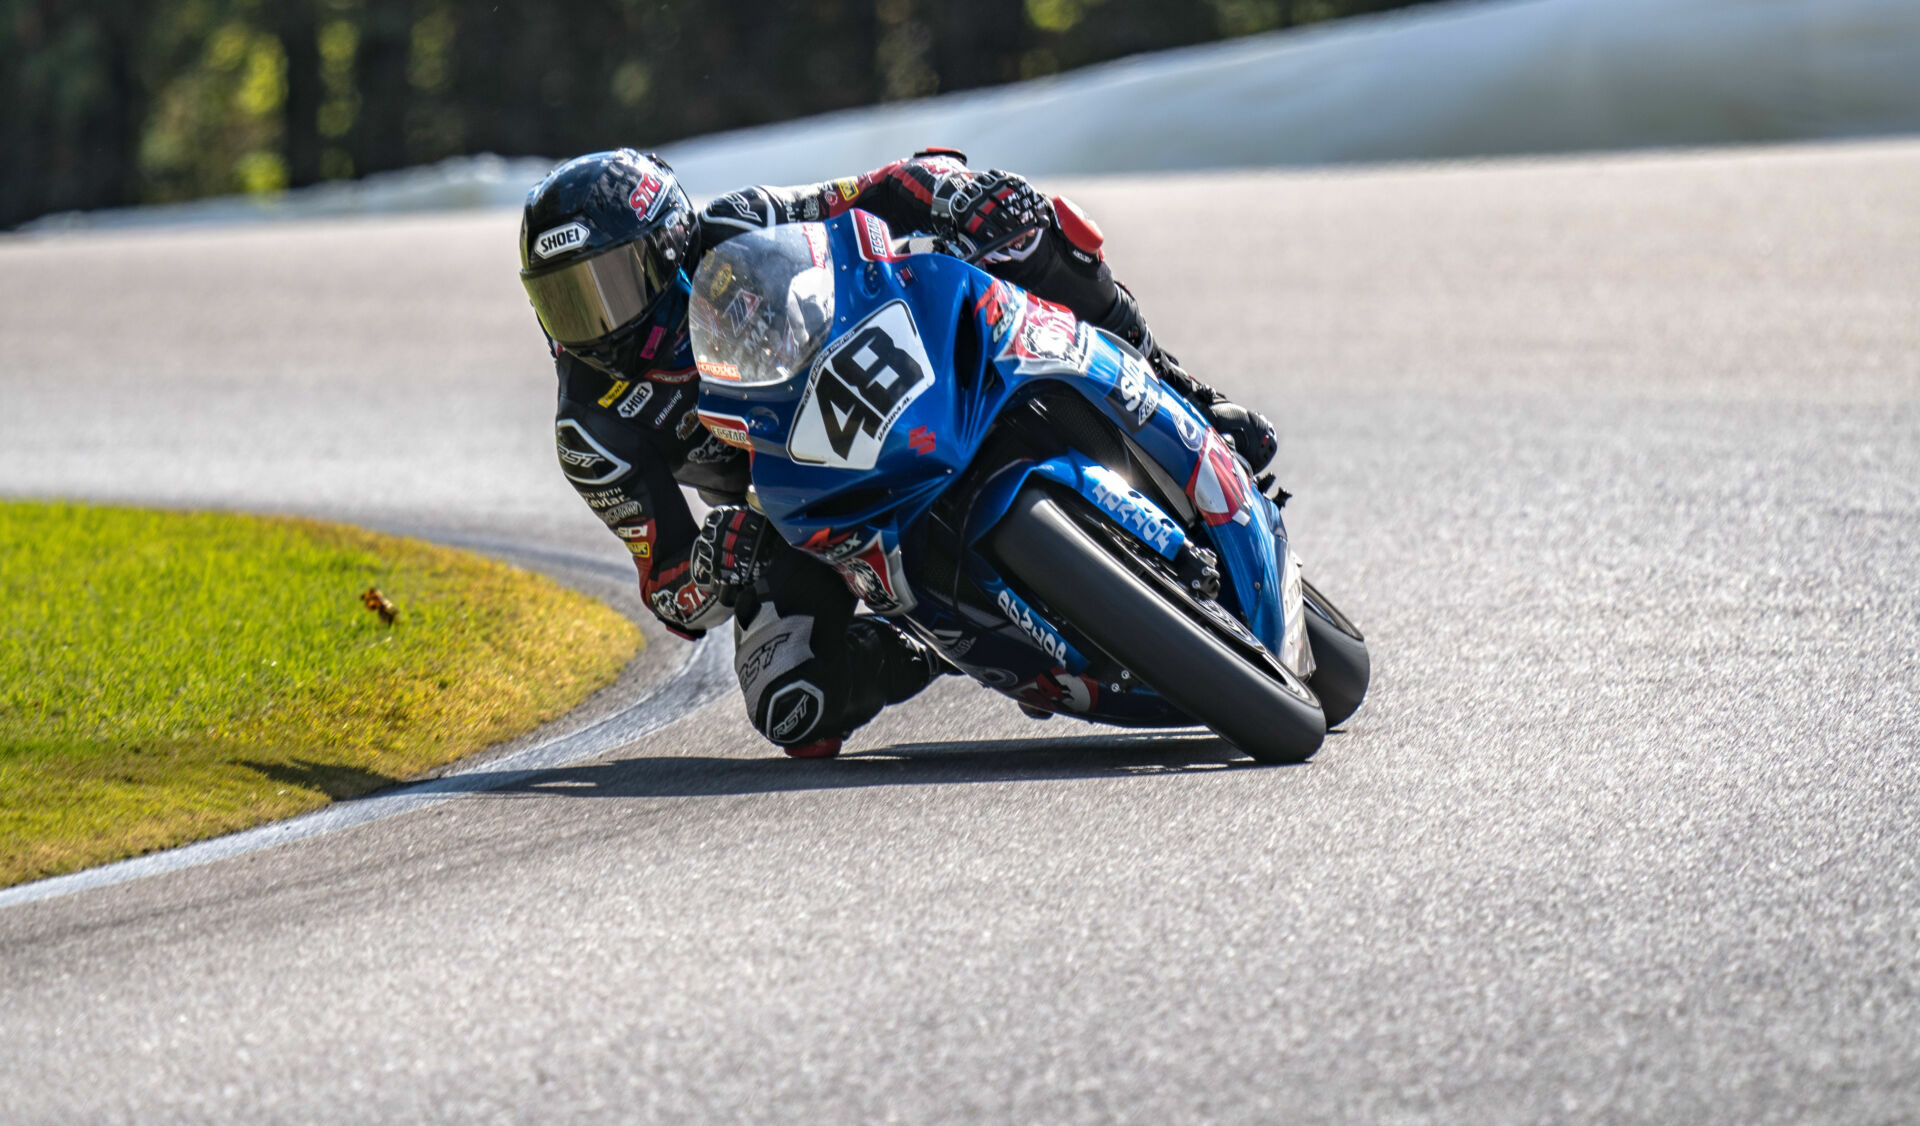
1175;543;1222;600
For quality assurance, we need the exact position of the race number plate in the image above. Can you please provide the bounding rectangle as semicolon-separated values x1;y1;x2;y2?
788;300;934;471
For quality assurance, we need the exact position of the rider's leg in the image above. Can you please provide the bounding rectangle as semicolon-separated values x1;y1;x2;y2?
986;215;1278;473
732;542;945;758
1090;282;1279;474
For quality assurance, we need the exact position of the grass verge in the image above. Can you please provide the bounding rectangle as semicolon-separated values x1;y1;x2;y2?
1;501;640;887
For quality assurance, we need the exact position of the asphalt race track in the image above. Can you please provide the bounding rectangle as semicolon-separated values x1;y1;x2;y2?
2;140;1917;1123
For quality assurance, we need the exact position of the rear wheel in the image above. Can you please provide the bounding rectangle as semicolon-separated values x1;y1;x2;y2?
1301;579;1369;728
988;487;1325;763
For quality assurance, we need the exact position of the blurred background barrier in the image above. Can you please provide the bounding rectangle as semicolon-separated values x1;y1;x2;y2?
8;0;1918;231
662;0;1920;195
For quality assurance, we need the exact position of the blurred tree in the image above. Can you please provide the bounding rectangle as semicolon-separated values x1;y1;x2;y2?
925;0;1031;93
352;0;410;174
142;14;291;200
276;0;324;186
1;1;151;223
1;0;1444;228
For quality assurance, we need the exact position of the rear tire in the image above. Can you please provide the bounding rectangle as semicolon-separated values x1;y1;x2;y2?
1301;579;1370;728
988;487;1325;763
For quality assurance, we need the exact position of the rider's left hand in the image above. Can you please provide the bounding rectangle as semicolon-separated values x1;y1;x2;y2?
691;504;775;595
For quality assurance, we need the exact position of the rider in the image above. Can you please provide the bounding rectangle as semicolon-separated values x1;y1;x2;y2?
518;148;1277;758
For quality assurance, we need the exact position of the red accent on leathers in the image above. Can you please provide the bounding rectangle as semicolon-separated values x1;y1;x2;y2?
1053;196;1106;256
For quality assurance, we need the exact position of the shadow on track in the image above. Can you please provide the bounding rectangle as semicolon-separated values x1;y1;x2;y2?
432;730;1296;801
241;758;405;799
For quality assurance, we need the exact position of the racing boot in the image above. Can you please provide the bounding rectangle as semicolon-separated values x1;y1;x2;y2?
786;737;844;759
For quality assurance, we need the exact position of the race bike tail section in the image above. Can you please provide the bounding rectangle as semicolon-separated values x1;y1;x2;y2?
687;210;1352;760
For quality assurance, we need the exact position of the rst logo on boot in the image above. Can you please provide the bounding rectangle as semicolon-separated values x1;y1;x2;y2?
533;222;591;260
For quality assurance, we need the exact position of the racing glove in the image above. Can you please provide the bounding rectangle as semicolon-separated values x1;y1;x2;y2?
929;169;1054;261
643;507;771;640
690;504;776;591
642;556;729;641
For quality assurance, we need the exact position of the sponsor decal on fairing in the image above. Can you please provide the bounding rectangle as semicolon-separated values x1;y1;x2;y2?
853;211;902;262
828;533;916;615
1086;465;1183;558
975;280;1016;344
1015;668;1101;715
1171;401;1205;451
1106;353;1161;432
928;626;977;659
966;665;1021;689
995;586;1068;663
800;526;860;561
801;222;831;268
697;409;754;450
1001;294;1090;376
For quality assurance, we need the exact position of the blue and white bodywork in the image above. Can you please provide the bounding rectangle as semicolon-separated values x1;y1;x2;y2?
690;209;1310;726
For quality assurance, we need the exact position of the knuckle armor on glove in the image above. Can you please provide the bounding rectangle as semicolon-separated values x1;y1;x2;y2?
646;506;772;638
690;505;774;591
930;169;1053;260
648;503;775;634
642;556;733;637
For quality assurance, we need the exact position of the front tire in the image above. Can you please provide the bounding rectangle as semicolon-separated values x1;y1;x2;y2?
1301;579;1369;728
988;487;1326;763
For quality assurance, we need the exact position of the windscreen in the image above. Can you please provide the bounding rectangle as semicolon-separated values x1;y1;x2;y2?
688;223;836;387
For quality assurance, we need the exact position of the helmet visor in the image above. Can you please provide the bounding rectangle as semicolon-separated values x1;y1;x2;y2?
521;236;681;347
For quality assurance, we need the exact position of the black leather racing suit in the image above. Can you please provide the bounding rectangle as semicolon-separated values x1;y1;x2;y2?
553;150;1174;751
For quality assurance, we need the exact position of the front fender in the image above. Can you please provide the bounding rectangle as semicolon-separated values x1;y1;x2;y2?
961;451;1187;563
964;449;1288;659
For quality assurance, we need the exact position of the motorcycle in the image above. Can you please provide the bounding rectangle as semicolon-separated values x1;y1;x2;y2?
687;209;1368;761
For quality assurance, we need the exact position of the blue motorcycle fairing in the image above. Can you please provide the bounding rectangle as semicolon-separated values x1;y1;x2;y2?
696;210;1292;724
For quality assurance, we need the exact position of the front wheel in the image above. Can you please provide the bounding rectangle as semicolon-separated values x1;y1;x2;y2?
988;487;1326;763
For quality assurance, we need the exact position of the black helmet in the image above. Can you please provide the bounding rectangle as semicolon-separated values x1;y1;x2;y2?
519;149;695;377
